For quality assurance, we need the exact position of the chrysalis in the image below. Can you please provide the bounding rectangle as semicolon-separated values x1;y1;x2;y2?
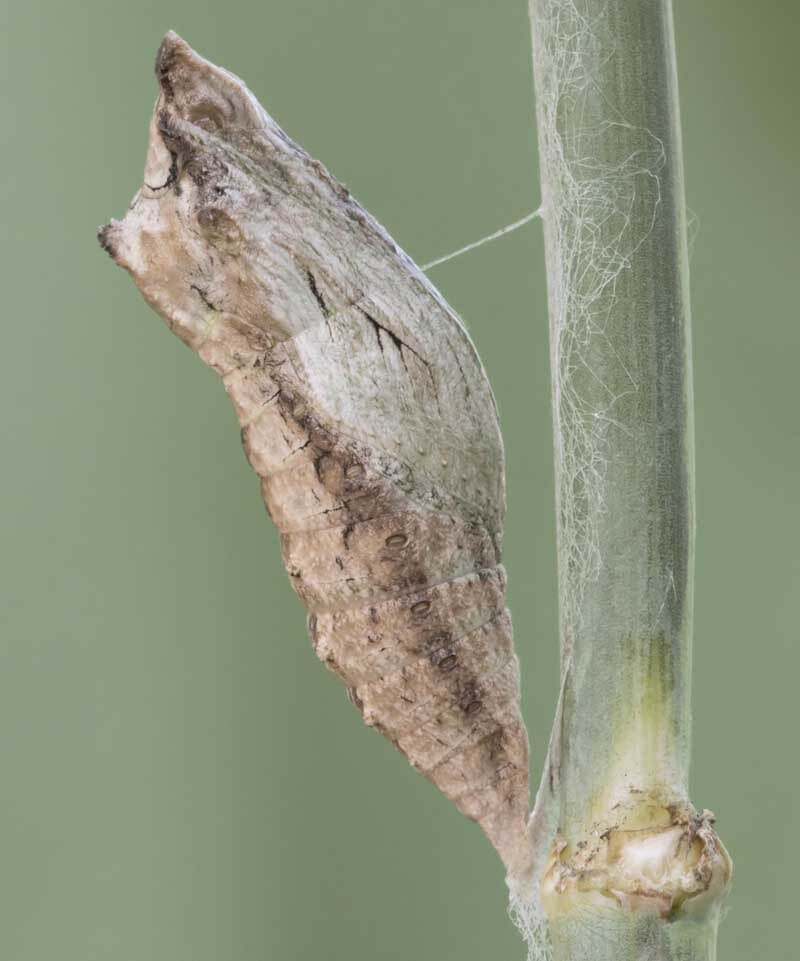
100;32;531;880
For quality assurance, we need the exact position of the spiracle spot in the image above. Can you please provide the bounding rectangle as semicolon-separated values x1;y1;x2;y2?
438;654;458;672
423;631;451;656
318;456;344;495
385;532;408;549
310;428;334;451
464;699;483;716
410;599;431;618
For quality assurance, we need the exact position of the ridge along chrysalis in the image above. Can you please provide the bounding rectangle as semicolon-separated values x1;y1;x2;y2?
99;32;533;882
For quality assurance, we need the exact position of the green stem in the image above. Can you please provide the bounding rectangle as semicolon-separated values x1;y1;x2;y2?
523;1;732;957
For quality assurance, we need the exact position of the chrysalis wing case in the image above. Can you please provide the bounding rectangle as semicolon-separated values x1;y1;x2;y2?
100;32;531;880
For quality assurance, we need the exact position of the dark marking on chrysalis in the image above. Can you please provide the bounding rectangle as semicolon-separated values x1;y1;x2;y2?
305;269;330;318
410;599;431;619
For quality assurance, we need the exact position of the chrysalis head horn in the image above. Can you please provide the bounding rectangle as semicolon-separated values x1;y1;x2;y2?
98;33;284;352
154;31;265;138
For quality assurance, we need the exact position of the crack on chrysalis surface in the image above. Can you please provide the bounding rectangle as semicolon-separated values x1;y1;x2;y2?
189;284;219;311
305;269;330;318
358;307;431;375
145;151;179;192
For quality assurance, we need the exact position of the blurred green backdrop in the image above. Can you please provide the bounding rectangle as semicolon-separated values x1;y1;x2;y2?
0;1;796;959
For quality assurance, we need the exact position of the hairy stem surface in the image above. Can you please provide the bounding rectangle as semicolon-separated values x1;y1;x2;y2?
522;1;732;958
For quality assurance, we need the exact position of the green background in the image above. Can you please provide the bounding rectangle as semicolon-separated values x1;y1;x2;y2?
1;1;796;958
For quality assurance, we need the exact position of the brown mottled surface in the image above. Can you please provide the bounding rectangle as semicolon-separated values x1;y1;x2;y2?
100;32;531;880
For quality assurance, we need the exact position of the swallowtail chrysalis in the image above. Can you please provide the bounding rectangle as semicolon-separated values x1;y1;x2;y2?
100;32;531;880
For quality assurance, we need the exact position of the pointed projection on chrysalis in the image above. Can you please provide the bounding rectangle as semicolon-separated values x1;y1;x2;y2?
99;32;531;880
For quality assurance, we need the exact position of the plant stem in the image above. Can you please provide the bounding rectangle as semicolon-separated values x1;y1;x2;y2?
525;1;732;957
